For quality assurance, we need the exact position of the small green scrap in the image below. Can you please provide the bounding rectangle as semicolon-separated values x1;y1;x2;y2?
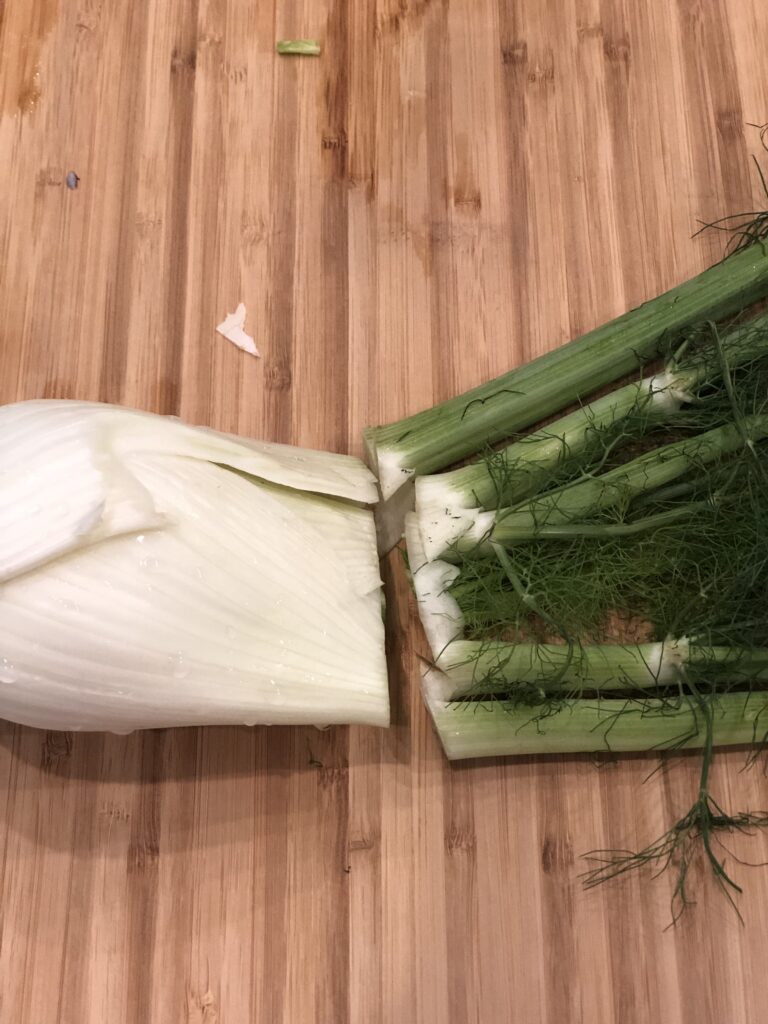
276;39;321;56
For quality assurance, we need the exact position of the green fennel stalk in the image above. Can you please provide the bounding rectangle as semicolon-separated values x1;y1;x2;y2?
415;312;768;514
366;244;768;504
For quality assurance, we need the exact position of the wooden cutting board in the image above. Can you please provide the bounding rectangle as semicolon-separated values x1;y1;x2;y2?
1;1;767;1020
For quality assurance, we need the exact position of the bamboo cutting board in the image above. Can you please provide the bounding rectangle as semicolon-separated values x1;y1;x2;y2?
1;1;768;1020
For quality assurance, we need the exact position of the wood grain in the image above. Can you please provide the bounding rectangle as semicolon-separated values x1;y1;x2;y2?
1;0;768;1020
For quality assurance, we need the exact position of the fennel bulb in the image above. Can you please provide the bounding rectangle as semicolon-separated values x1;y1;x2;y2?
0;401;389;732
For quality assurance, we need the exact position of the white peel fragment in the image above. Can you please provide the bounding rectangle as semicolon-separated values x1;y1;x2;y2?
216;303;259;357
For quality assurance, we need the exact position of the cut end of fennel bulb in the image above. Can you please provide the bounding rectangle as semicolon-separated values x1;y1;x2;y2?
0;401;389;733
417;506;495;562
368;443;415;502
414;473;469;512
404;513;464;657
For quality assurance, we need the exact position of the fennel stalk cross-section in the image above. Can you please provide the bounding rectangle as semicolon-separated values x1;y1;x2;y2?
0;401;389;733
404;303;768;916
406;314;768;759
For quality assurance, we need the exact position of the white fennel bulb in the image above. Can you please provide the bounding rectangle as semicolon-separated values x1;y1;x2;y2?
0;401;389;732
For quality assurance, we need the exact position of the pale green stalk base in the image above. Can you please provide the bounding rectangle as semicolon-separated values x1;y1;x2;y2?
421;415;768;559
438;639;675;696
438;640;768;698
424;671;768;760
491;417;767;540
416;375;676;511
366;246;768;506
